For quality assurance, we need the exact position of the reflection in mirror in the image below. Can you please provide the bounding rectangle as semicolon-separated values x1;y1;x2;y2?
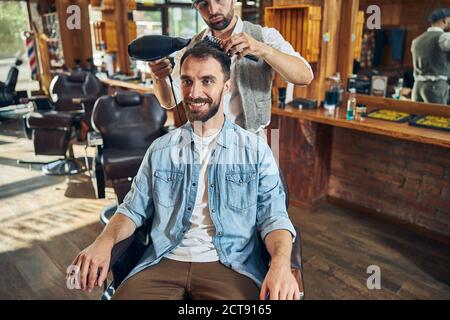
353;1;450;107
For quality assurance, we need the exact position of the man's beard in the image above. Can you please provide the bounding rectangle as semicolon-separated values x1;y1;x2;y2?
206;10;234;31
445;23;450;32
183;91;223;123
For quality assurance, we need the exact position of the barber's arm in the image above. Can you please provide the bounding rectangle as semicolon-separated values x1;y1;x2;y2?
148;49;183;109
67;148;155;292
439;32;450;52
256;140;298;300
148;58;177;109
222;32;314;85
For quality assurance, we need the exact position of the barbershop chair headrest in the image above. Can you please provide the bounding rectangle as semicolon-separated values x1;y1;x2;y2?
115;92;143;107
68;71;86;83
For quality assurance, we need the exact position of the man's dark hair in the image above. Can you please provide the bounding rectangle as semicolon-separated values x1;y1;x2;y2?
429;8;450;24
180;41;231;81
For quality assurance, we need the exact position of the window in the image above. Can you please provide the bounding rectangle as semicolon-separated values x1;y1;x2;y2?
133;9;164;72
0;1;32;82
168;7;206;38
134;0;206;38
0;1;30;59
133;10;163;36
241;0;263;25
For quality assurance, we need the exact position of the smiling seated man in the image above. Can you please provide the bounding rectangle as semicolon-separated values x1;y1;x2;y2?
69;42;299;300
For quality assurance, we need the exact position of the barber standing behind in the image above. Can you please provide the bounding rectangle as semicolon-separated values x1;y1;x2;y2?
148;0;313;133
411;8;450;104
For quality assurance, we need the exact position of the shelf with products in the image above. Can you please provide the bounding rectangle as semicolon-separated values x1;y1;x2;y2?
41;12;65;71
89;0;138;76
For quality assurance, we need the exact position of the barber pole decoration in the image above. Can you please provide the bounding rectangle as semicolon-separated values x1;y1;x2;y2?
25;35;37;80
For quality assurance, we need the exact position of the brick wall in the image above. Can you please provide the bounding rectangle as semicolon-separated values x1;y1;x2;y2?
329;127;450;237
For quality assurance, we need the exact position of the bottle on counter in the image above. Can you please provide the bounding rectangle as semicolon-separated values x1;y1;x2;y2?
392;78;404;99
278;87;287;109
332;72;345;106
324;73;345;112
355;103;366;121
346;88;356;120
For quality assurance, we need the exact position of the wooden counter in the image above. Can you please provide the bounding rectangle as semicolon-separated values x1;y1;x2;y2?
272;105;450;149
270;104;450;242
102;79;154;94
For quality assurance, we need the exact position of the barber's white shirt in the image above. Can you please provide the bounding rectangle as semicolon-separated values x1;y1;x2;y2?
163;16;313;131
165;129;220;262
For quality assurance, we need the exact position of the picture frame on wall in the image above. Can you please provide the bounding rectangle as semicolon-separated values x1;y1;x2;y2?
371;75;388;97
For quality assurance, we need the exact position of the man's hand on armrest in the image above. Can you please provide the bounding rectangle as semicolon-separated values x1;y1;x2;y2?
260;230;300;300
66;213;137;292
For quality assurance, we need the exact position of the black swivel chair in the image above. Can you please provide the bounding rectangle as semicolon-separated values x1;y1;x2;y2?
0;58;22;109
23;71;106;175
90;91;168;208
100;170;305;300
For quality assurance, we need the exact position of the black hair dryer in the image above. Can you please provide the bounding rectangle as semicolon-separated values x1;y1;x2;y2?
128;35;191;62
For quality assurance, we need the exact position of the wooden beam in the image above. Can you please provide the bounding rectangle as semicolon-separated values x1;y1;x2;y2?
114;0;131;75
55;0;93;69
337;0;359;88
316;0;342;103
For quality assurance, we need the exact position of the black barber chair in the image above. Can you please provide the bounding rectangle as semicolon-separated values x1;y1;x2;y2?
0;57;22;109
23;71;106;175
100;171;305;300
91;91;168;206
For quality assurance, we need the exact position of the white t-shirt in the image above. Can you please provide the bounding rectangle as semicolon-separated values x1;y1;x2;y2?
163;15;313;132
165;129;221;262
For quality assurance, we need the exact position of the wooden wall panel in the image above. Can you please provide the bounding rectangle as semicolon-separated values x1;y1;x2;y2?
101;0;132;74
104;20;118;52
271;0;350;104
310;0;343;104
268;114;332;209
354;10;364;59
337;0;359;89
128;21;137;42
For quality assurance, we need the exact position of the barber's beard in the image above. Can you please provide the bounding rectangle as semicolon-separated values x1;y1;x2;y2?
207;10;234;31
183;90;223;123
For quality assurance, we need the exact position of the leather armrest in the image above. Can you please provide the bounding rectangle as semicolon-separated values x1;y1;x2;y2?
291;226;302;270
291;226;304;299
73;97;98;114
109;234;136;271
108;222;152;286
291;269;305;299
20;96;54;111
20;95;50;103
72;97;98;105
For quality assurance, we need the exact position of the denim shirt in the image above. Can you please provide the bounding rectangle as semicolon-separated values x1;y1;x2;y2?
116;119;296;288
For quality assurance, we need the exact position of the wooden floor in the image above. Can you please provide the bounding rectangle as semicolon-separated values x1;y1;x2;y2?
0;117;449;300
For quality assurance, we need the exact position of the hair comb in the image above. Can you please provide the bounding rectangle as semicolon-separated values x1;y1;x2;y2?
203;35;259;62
